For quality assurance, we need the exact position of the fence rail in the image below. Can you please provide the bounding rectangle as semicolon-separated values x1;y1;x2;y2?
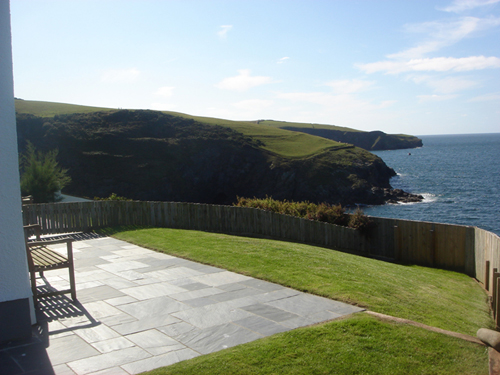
22;200;500;322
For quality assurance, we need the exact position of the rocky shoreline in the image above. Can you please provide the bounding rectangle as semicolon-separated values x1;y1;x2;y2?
370;187;424;205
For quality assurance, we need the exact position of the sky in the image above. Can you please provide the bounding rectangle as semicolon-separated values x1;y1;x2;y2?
9;0;500;135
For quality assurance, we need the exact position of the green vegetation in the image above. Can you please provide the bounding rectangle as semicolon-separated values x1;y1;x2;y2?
234;196;374;232
93;193;132;201
108;227;490;374
143;314;487;375
16;102;399;205
109;227;492;336
13;99;363;158
259;120;422;151
19;142;71;203
260;119;364;133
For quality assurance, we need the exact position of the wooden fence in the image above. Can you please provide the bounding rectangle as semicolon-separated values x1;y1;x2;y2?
22;200;500;317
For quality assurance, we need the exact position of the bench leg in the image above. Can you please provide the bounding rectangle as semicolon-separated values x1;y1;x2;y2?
68;242;77;301
69;268;77;301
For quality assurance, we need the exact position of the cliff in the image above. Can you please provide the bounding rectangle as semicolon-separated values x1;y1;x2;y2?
16;110;422;206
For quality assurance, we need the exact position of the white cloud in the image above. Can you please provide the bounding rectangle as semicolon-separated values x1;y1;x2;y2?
101;68;140;83
218;25;233;39
155;86;175;97
324;79;374;94
468;92;500;101
440;0;500;13
277;91;395;111
410;75;479;93
277;57;290;64
358;56;500;74
215;69;274;91
417;94;458;102
232;99;273;111
426;77;479;93
388;17;499;60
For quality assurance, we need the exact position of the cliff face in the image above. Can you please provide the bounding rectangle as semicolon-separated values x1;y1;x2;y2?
16;110;421;205
280;127;423;151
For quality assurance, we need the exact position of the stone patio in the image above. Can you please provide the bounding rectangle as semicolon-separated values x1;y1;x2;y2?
0;233;363;375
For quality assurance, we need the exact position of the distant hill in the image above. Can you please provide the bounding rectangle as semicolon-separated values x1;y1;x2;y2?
260;120;422;151
15;100;422;205
15;99;422;152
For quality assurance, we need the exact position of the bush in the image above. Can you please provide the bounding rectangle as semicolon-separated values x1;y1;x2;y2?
348;207;375;235
234;196;373;232
20;142;71;203
94;193;132;201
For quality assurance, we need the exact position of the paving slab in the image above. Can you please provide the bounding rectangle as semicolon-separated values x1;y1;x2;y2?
46;335;100;366
1;235;364;375
176;322;263;355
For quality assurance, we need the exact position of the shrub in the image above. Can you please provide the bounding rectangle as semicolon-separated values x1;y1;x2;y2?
94;193;133;201
348;207;375;235
20;142;71;203
234;196;373;233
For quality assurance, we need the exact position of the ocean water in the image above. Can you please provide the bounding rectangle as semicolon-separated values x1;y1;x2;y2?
361;133;500;236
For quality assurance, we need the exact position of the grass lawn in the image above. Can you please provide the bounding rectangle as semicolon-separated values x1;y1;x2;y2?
106;227;491;374
108;227;492;336
143;314;488;375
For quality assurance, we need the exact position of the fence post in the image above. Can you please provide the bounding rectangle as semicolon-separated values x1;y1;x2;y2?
430;228;436;266
486;260;491;291
496;276;500;330
394;225;401;261
493;269;499;317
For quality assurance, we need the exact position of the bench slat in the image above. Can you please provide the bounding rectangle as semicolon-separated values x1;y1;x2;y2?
30;247;69;269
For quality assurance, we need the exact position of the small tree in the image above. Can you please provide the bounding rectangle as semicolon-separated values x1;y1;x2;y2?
20;142;71;203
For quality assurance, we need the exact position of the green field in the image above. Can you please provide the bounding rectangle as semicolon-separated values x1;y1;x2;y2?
260;119;363;132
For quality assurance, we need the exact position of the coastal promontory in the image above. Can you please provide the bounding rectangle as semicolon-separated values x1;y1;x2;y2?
260;120;423;151
15;100;423;206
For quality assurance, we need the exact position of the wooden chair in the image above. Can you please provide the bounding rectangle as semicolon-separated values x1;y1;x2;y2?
24;225;77;302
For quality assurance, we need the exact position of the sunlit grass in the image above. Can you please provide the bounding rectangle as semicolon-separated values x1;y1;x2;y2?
108;227;493;336
143;314;488;375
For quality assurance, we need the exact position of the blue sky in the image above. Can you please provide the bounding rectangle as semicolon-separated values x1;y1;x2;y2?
10;0;500;135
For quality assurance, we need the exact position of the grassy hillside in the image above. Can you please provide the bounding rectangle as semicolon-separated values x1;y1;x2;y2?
260;119;422;150
260;119;364;133
261;119;417;140
15;99;345;159
14;99;115;117
16;99;422;205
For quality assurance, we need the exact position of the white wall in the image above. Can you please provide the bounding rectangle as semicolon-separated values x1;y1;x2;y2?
0;0;33;312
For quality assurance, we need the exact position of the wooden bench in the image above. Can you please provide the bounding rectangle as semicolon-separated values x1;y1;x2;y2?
24;225;77;302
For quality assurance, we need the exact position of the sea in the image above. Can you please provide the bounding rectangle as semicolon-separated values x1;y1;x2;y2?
359;133;500;236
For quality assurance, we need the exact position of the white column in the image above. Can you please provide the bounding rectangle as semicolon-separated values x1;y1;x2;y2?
0;0;35;341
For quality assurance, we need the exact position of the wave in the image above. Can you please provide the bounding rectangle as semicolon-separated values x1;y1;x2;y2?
396;193;437;205
421;193;438;203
